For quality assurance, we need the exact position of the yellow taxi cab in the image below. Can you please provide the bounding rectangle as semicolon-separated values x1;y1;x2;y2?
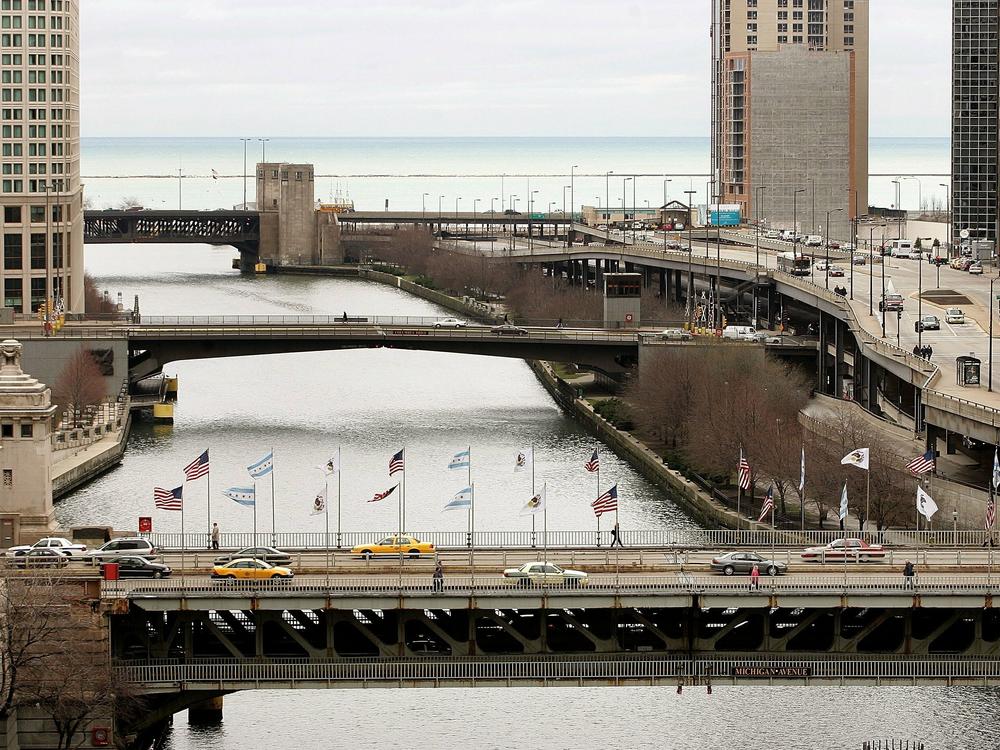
211;558;293;581
351;535;435;559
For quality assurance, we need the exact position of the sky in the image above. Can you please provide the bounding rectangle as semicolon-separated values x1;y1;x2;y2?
81;0;951;138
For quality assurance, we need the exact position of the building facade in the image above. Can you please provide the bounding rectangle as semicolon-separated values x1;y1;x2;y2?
711;0;868;242
0;0;82;314
256;162;341;266
952;0;998;248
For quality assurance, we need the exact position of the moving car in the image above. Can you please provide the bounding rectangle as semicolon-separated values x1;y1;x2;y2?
801;539;886;562
6;536;88;557
88;537;158;561
852;254;867;265
214;546;292;566
351;535;436;559
879;293;904;313
710;551;787;577
659;328;693;341
502;562;588;587
813;261;830;271
211;558;294;580
764;230;781;240
968;261;984;275
101;556;171;579
804;236;823;247
918;315;940;331
722;325;758;341
491;323;528;336
827;266;845;277
945;307;965;324
433;318;466;329
12;549;70;568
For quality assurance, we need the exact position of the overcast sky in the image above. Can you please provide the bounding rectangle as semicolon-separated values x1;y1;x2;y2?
81;0;951;138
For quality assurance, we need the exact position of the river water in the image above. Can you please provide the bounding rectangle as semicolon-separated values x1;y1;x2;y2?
73;138;994;749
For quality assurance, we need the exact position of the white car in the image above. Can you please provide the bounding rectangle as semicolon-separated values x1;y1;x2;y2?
764;230;782;240
946;307;965;324
801;539;886;562
7;537;88;557
433;318;465;329
813;261;829;271
659;328;693;341
502;562;588;587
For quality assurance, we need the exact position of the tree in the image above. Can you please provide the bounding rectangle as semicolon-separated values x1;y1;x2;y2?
116;196;143;211
83;273;116;316
53;347;106;427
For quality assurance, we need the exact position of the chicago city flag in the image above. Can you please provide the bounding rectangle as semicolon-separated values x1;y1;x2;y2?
520;486;546;515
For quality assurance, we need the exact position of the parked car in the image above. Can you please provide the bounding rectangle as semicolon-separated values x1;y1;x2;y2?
101;556;172;579
968;261;984;275
946;307;965;324
801;539;886;562
827;266;845;277
852;254;867;265
13;549;70;568
214;546;292;566
918;315;940;331
350;535;436;559
502;562;588;587
659;328;693;341
433;318;465;329
212;558;294;581
88;537;158;561
6;536;88;557
491;323;528;336
710;551;786;577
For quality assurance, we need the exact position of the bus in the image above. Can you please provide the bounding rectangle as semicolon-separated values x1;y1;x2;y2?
777;251;811;276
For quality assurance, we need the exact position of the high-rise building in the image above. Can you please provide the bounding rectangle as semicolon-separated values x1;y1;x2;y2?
951;0;998;249
711;0;869;242
0;0;82;315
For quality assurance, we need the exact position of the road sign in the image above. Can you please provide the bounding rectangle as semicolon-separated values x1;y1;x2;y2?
138;516;152;533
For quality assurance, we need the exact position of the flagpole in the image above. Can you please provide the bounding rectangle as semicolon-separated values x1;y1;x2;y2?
531;444;536;547
180;486;186;586
865;469;871;539
736;448;742;531
543;481;548;565
207;451;212;550
596;452;601;548
402;447;406;534
337;446;342;549
468;445;473;549
324;472;330;589
252;479;257;544
270;446;276;546
470;482;476;590
799;444;805;532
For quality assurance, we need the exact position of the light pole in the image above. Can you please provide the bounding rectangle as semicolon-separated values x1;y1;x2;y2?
991;275;998;393
529;189;538;255
622;178;632;251
792;188;806;263
825;208;844;289
685;189;697;325
455;196;462;218
473;199;480;247
868;227;877;317
570;164;578;240
892;180;902;239
881;247;888;338
562;185;571;247
239;138;251;210
490;198;497;255
755;185;768;269
940;182;951;253
510;195;519;252
606;170;613;236
438;194;444;223
706;179;715;263
809;177;816;233
422;193;429;225
258;138;270;163
847;187;858;300
663;177;672;209
904;176;923;213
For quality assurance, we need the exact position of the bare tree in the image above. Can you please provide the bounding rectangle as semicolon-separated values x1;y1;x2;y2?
83;274;116;316
53;347;106;427
116;196;143;211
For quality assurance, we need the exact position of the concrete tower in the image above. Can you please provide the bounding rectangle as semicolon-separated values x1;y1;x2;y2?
0;339;57;544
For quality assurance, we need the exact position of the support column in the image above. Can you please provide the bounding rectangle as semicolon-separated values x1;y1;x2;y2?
660;269;668;302
188;697;224;724
834;318;844;399
817;311;827;394
674;269;682;303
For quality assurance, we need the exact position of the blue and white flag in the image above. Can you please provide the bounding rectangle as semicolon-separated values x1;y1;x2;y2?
838;483;849;521
223;487;256;507
448;449;471;471
443;486;473;512
248;451;273;478
318;454;339;476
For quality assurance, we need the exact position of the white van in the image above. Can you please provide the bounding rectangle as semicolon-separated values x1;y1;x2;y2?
805;235;823;247
887;239;914;258
722;325;757;341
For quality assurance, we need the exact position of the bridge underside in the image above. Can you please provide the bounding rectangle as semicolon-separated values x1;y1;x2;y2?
127;338;635;382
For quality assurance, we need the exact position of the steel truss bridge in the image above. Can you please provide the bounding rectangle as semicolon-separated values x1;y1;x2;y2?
83;210;261;257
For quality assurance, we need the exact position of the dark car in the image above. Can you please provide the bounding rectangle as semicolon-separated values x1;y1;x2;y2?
710;551;786;577
491;324;528;336
14;548;70;569
101;556;171;579
214;546;292;566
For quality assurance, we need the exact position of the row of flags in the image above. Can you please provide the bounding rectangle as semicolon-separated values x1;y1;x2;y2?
154;446;619;521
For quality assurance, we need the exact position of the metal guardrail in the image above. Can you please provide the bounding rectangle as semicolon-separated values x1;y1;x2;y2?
100;573;1000;599
143;528;1000;550
115;654;1000;686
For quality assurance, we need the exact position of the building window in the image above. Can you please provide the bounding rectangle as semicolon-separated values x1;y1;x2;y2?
28;204;43;223
19;423;30;438
3;277;20;309
0;424;11;439
29;232;43;268
51;231;61;267
2;469;11;487
3;233;19;269
3;206;18;224
29;276;43;310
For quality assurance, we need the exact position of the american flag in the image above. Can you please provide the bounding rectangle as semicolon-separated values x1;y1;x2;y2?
591;484;618;517
389;449;404;476
584;450;600;473
183;450;210;481
369;485;398;503
153;486;183;511
758;486;774;523
905;449;936;475
987;497;996;531
738;451;752;491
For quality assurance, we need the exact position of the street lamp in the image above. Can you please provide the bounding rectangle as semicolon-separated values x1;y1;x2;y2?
529;190;538;255
991;275;999;393
684;189;697;326
622;178;632;250
606;170;614;237
239;138;251;210
422;192;429;224
940;182;951;252
258;137;270;163
562;185;571;247
903;176;923;213
892;180;902;239
663;177;672;208
755;185;768;327
792;188;806;262
473;198;480;247
824;208;844;289
490;197;497;255
455;196;462;218
570;164;579;239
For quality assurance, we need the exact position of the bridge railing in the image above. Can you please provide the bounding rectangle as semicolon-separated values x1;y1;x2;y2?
114;654;1000;687
142;527;1000;551
100;573;1000;599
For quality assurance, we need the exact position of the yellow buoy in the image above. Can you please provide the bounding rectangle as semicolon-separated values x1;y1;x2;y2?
254;262;267;274
152;403;174;423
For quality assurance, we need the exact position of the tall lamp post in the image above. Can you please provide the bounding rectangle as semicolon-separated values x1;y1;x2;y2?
562;185;571;247
824;208;844;289
490;197;497;255
473;198;480;247
663;177;672;209
570;164;578;241
991;275;998;393
755;185;767;326
422;192;429;225
622;177;632;248
903;176;923;213
940;182;951;255
684;189;697;325
239;138;251;210
892;180;902;239
605;171;613;238
792;188;806;263
258;138;270;163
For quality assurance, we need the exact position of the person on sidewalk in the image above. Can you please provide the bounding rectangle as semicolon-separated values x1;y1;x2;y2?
903;560;915;590
432;560;444;593
211;522;220;550
750;563;760;591
610;522;624;548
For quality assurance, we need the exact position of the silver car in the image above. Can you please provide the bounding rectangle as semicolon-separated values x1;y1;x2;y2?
660;328;693;341
710;551;786;577
502;562;588;587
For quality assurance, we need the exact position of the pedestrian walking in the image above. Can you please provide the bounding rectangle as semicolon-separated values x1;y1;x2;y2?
912;345;920;357
903;560;915;589
610;522;624;548
432;560;444;593
556;317;563;329
750;563;760;590
926;345;933;359
342;311;348;323
211;522;220;550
